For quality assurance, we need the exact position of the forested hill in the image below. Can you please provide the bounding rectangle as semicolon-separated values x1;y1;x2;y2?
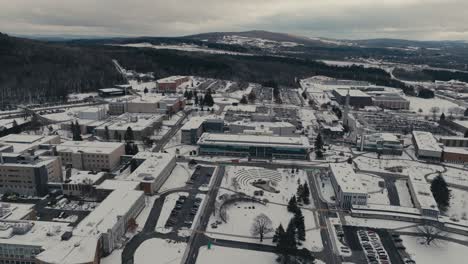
0;33;124;106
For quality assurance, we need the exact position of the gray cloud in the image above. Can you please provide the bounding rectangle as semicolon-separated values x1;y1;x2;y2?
0;0;467;40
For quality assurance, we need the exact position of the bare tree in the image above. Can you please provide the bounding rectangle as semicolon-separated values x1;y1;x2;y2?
430;107;440;120
251;213;273;242
418;225;445;245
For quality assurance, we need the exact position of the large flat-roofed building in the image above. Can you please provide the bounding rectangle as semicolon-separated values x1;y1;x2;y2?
36;180;144;264
443;147;468;164
412;131;443;160
98;88;125;97
108;95;185;115
367;91;410;110
446;120;468;134
0;220;72;264
439;136;468;148
227;120;296;136
198;133;311;160
78;107;107;121
359;133;403;155
62;171;107;196
123;152;176;194
156;76;189;93
95;113;164;141
328;164;368;209
181;117;224;145
0;153;63;196
407;173;439;220
332;89;373;108
0;134;60;154
57;141;125;171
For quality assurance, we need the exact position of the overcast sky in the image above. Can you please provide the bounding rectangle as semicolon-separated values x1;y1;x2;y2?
1;0;468;40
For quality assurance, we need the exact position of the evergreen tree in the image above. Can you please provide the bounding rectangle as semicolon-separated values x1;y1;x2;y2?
248;91;256;103
104;126;110;141
125;142;133;155
440;113;446;121
465;108;468;117
294;209;306;241
199;96;205;106
301;90;307;99
124;127;134;142
302;183;311;205
273;224;285;243
73;121;82;141
431;174;451;212
194;95;199;105
184;90;189;99
296;184;304;203
187;90;193;100
12;120;18;127
204;91;214;107
240;95;248;104
288;196;298;213
132;144;139;155
143;87;148;95
465;130;468;138
285;218;298;253
114;131;121;142
315;133;324;158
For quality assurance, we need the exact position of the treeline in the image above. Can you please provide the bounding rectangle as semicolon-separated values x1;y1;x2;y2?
103;45;409;90
0;33;124;107
394;67;468;83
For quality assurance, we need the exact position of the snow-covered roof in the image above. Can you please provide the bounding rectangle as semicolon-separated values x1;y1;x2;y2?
198;133;310;149
157;76;187;83
408;173;439;213
57;141;124;154
66;171;106;185
329;163;366;194
333;88;371;98
443;147;468;155
229;120;295;129
124;152;175;183
0;135;60;153
96;113;163;132
0;220;71;248
412;131;443;153
181;116;221;131
453;120;468;129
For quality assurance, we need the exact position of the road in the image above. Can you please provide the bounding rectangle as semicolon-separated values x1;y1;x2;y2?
152;109;191;152
307;170;342;264
184;165;225;264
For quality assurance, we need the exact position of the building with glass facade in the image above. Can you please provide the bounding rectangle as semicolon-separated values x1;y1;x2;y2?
197;133;310;160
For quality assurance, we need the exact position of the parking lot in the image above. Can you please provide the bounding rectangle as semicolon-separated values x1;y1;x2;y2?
279;87;302;106
253;85;273;102
163;166;214;232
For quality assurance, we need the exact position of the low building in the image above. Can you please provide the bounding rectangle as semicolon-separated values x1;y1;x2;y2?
0;134;60;154
332;89;373;108
358;133;403;155
227;120;296;136
95;114;164;141
367;91;410;110
315;112;344;138
445;119;468;134
407;173;439;220
412;131;443;161
443;147;468;164
108;95;185;115
98;88;125;97
328;163;368;209
57;141;125;171
124;152;176;194
0;153;63;196
78;107;107;121
181;117;224;145
198;133;311;160
62;171;107;196
439;136;468;148
156;76;189;93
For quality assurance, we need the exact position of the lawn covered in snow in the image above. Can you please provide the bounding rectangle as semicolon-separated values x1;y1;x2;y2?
402;235;468;264
405;96;463;115
446;188;468;221
196;246;277;264
134;238;186;264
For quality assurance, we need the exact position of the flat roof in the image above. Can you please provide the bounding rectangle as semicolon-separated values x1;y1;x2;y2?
408;173;439;212
412;131;443;153
57;141;124;154
329;163;366;194
157;76;187;83
0;220;71;248
198;133;310;149
66;171;107;185
364;133;400;143
453;120;468;129
444;147;468;155
96;113;163;132
182;116;222;131
229;120;295;129
0;135;60;153
123;152;175;183
333;88;371;98
99;88;123;92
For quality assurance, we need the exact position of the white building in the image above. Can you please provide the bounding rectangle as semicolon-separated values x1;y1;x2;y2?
407;173;440;220
227;120;296;136
329;163;368;209
95;113;164;141
0;134;61;154
78;107;107;121
123;152;176;194
412;131;443;160
57;141;125;171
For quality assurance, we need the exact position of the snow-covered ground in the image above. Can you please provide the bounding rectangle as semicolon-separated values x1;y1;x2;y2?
317;173;336;203
405;96;463;115
114;43;252;56
101;249;122;264
359;173;390;205
402;235;468;264
134;238;186;264
428;167;468;188
342;216;417;230
196;246;277;264
155;192;189;234
447;188;468;221
159;163;193;192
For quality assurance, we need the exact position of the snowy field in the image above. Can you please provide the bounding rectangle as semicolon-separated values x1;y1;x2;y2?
405;96;463;115
155;192;189;234
158;163;193;192
447;188;468;221
134;238;186;264
359;173;389;205
196;246;277;264
402;235;468;264
101;249;122;264
428;167;468;188
114;43;252;56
